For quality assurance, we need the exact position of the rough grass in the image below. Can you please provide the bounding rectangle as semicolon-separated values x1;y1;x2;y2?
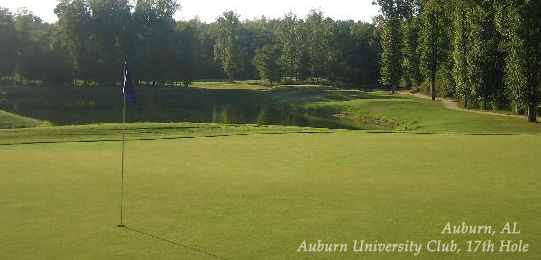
1;132;539;259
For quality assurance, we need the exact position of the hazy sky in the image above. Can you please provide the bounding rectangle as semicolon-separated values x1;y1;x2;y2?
1;0;380;23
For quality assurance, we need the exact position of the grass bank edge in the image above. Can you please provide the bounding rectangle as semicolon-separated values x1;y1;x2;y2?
0;122;337;145
0;110;45;129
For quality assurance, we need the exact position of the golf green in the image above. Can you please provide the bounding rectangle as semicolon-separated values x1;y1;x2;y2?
1;131;539;259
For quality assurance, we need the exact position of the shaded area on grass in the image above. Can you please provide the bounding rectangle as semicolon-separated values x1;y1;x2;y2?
124;226;230;260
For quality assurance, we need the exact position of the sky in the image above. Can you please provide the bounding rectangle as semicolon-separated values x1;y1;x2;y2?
0;0;380;24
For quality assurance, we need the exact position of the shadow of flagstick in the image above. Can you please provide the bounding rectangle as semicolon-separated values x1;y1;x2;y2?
122;226;231;260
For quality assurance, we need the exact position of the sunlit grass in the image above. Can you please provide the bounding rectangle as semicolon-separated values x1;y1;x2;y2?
1;131;539;259
301;91;541;134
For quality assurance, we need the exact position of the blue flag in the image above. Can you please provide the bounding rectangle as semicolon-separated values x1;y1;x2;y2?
123;62;137;105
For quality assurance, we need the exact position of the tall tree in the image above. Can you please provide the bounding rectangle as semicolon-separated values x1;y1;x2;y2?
376;0;403;92
54;0;91;83
187;18;223;80
214;10;241;82
276;13;303;83
400;0;421;89
465;0;504;109
419;0;438;100
133;0;180;85
240;17;277;80
87;0;133;85
418;0;453;100
0;8;17;82
43;26;73;86
452;0;470;106
496;0;541;122
174;20;199;85
14;9;51;84
253;45;281;85
306;9;328;82
325;20;351;83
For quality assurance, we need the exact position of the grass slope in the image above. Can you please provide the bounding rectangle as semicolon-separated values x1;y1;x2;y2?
0;110;41;129
1;132;539;259
0;123;332;145
191;81;271;90
300;90;541;134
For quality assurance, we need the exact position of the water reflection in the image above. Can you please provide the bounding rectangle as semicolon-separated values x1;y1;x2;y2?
0;86;385;130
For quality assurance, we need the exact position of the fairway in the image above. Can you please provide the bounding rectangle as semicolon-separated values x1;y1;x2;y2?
1;131;539;259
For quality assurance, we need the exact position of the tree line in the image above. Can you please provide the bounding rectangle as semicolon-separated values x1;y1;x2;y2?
1;0;539;122
376;0;540;122
0;0;381;88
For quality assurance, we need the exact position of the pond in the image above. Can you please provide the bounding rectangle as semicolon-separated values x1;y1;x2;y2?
0;86;385;130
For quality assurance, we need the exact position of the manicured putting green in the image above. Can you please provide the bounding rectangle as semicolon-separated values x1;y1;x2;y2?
1;131;539;259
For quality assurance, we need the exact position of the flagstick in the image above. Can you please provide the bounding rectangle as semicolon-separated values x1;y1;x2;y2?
119;93;126;228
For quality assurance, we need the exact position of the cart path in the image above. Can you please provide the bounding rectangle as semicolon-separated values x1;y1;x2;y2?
398;91;525;119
